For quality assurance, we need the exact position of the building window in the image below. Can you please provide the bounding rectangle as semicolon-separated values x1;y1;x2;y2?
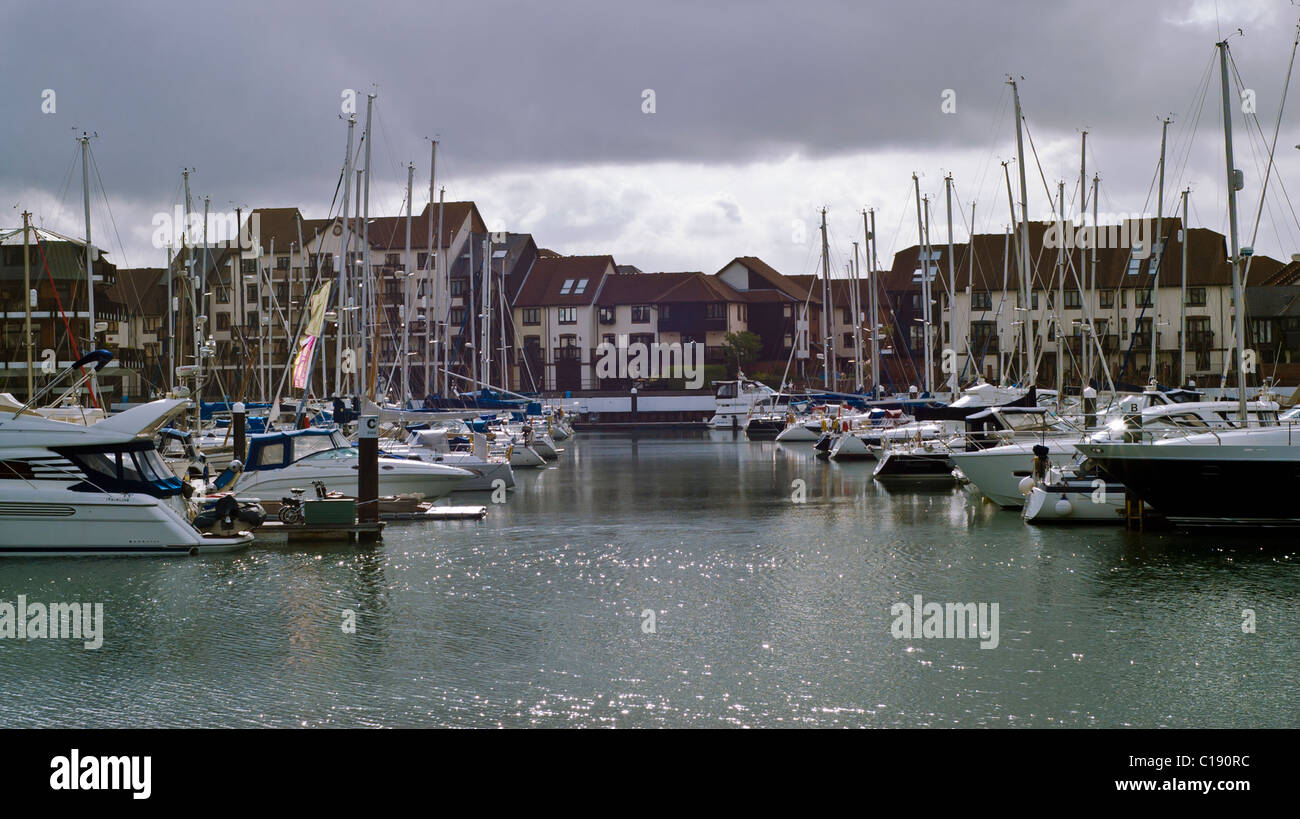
1016;291;1039;310
630;333;654;347
1120;289;1127;308
216;313;230;331
450;278;466;297
385;253;400;267
1099;290;1115;309
246;284;257;304
598;306;615;324
418;252;430;271
1127;254;1143;275
559;279;574;295
1121;317;1128;339
707;302;727;320
737;303;747;321
842;332;854;348
632;305;651;323
449;307;465;327
1064;289;1081;309
909;324;925;350
972;291;992;310
782;303;793;319
557;307;577;325
1186;287;1207;306
573;278;589;295
241;259;256;275
277;255;290;271
523;308;540;326
216;287;230;305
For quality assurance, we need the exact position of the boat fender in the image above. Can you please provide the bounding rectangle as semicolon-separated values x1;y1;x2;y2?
1054;497;1073;516
1018;475;1036;495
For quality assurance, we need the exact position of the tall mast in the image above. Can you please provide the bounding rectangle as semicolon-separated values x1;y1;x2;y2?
1091;173;1099;387
404;161;414;409
922;194;935;395
1055;180;1065;406
867;209;881;395
1153;115;1171;382
1079;130;1089;384
1002;161;1023;380
1010;79;1036;387
426;139;437;398
361;92;375;399
166;243;174;393
22;212;33;399
851;241;864;391
79;133;97;400
945;173;957;397
437;186;447;395
335;116;355;397
1180;188;1190;387
1218;41;1249;421
819;208;831;389
482;234;492;387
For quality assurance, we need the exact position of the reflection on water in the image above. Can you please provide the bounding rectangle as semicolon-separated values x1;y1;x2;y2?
0;430;1296;727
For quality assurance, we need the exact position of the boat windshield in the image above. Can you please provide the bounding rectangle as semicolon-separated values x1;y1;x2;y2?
298;447;357;462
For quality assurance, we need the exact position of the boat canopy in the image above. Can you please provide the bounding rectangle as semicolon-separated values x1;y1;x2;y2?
244;428;350;471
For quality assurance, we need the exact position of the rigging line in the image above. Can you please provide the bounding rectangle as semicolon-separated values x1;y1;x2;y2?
49;145;80;230
1228;33;1300;287
1229;47;1300;252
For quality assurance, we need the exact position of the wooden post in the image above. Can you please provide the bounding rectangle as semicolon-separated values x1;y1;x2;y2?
232;401;246;463
358;414;379;523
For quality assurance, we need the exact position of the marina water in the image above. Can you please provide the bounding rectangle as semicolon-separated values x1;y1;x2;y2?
1;431;1296;728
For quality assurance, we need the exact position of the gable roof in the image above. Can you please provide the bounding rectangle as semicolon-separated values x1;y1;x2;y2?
513;255;614;307
367;202;485;251
716;256;816;302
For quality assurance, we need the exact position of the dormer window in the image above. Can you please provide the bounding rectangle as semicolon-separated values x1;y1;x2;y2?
560;279;574;295
574;278;588;295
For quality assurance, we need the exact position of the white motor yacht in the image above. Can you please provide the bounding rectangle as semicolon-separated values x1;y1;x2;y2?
231;428;473;500
0;395;252;556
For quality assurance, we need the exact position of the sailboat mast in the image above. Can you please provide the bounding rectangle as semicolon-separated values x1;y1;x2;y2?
1153;116;1171;381
945;173;957;397
851;241;864;391
1091;173;1099;388
22;212;33;398
79;134;97;399
1218;41;1249;421
1180;187;1190;387
361;93;375;399
437;186;446;395
402;162;414;409
1010;79;1036;387
1055;180;1065;407
819;208;831;390
1079;130;1089;384
426;140;437;398
922;194;934;395
867;209;881;395
335;116;355;398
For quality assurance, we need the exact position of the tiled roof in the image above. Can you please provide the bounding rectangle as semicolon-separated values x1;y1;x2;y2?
513;255;614;307
882;220;1285;293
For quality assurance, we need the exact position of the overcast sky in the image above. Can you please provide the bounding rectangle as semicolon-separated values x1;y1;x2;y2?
4;0;1300;276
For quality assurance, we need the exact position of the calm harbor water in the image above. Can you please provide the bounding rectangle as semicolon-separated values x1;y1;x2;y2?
1;429;1296;728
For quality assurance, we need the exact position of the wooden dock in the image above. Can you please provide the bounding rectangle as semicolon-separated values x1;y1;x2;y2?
257;519;385;543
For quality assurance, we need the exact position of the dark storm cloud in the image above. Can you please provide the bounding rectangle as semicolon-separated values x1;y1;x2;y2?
2;0;1297;269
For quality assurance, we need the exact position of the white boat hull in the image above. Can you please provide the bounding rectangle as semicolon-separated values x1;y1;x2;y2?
0;486;252;556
